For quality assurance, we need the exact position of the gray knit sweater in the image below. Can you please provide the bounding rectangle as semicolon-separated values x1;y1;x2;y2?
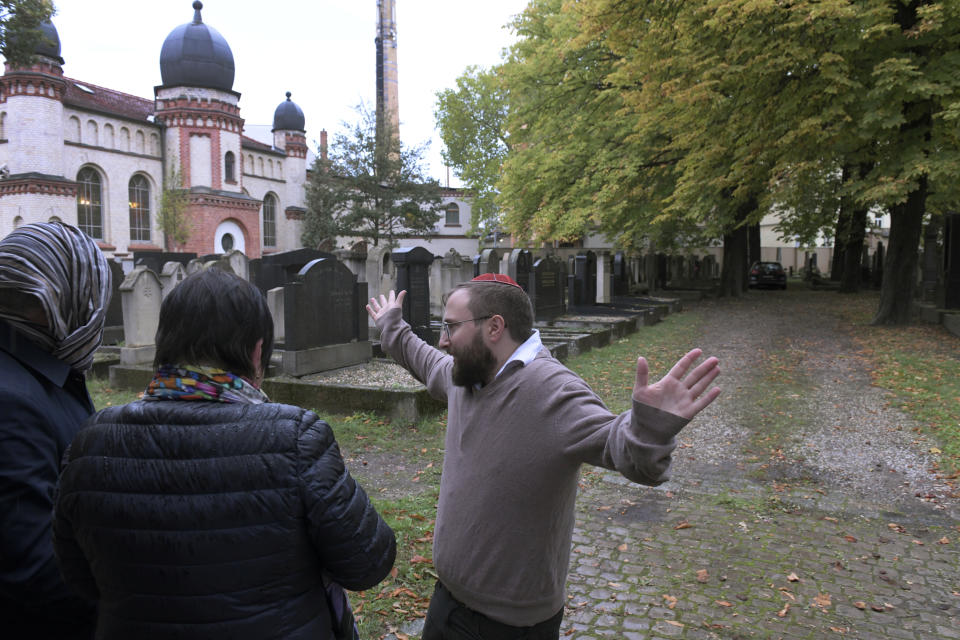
377;308;688;626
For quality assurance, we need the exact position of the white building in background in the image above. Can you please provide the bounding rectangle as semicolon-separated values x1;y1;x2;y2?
0;2;474;263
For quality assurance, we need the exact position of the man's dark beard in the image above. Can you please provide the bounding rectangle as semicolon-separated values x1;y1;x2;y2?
451;330;496;387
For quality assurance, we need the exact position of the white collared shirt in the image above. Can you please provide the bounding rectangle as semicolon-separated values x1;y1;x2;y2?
494;329;543;380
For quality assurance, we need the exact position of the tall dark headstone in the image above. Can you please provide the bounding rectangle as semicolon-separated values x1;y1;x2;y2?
393;246;435;343
530;255;566;321
508;249;533;292
570;251;597;308
872;242;884;289
613;252;629;295
283;258;367;351
945;213;960;309
478;248;500;276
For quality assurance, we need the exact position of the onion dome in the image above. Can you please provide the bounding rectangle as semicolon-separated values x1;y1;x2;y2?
272;92;305;132
159;1;235;92
35;21;63;62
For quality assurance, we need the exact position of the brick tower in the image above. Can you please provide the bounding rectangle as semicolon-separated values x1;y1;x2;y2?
154;1;261;256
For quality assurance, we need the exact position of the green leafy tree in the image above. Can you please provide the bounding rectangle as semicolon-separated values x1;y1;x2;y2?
157;167;190;250
0;0;54;67
303;104;442;248
435;65;511;234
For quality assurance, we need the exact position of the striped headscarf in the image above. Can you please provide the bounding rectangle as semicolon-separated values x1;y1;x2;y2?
0;222;112;372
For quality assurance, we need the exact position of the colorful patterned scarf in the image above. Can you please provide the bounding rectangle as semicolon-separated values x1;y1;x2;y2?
145;365;269;404
0;222;111;372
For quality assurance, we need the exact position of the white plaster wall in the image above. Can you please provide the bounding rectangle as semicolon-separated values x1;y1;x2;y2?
6;94;64;174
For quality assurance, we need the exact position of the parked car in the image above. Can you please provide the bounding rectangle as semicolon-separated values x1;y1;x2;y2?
749;261;787;289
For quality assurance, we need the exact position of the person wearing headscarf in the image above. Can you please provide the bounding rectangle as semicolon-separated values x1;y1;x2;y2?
0;222;111;639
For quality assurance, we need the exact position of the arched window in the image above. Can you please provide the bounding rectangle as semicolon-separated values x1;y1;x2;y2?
128;175;151;243
104;123;115;148
76;167;103;239
85;120;98;146
262;193;277;247
224;151;235;183
445;202;460;226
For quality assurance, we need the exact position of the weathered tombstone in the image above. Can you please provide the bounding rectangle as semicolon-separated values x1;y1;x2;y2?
159;261;186;299
365;244;392;306
335;241;367;281
393;246;435;343
267;287;285;344
186;258;203;275
472;254;481;277
202;257;235;274
507;249;533;292
119;267;162;365
281;257;370;375
530;255;566;321
945;213;960;309
478;248;500;276
223;249;249;281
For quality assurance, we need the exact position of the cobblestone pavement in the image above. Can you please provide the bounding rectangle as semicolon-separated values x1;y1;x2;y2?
563;289;959;639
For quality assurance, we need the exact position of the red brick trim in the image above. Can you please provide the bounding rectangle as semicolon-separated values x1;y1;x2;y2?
0;177;77;198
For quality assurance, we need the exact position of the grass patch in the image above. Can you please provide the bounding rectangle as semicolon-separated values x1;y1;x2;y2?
86;376;142;411
565;312;705;413
349;491;439;638
832;291;960;475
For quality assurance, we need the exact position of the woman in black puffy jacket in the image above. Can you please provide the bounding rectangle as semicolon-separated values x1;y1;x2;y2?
53;268;396;639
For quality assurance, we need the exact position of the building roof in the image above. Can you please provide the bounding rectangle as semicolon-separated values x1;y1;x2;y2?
62;77;155;123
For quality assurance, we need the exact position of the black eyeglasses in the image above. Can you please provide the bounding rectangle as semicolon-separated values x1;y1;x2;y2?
440;315;492;340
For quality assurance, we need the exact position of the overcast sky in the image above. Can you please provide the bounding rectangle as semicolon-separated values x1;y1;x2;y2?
43;0;528;186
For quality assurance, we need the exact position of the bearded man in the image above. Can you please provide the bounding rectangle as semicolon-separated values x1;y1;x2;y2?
367;274;721;640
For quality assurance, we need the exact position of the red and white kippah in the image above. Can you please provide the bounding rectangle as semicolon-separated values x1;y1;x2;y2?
471;273;522;288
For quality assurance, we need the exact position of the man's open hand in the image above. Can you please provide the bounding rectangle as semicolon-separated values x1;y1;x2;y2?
632;349;721;420
366;289;406;323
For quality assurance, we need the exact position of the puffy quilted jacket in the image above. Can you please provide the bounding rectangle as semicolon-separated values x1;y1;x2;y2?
52;400;396;639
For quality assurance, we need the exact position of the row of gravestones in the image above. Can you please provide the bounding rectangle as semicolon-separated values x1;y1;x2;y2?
108;245;648;378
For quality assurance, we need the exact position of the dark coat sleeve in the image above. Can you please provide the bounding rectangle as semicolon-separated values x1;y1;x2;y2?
297;411;396;591
0;368;94;611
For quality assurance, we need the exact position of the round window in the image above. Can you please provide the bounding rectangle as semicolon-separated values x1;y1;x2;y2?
221;233;234;252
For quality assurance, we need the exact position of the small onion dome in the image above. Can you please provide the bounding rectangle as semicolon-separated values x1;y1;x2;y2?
35;21;63;62
272;92;305;132
159;1;235;92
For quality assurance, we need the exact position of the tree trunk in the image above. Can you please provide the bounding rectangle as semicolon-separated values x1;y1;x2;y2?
719;224;748;297
872;177;926;324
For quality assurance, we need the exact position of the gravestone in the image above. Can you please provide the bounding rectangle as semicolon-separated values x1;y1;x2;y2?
613;252;629;295
507;249;533;292
101;259;126;344
530;255;566;321
223;249;249;281
186;258;203;275
159;261;186;298
477;248;500;277
569;251;597;308
119;266;162;365
250;248;337;293
282;257;370;376
133;250;196;275
945;213;960;309
393;246;435;343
